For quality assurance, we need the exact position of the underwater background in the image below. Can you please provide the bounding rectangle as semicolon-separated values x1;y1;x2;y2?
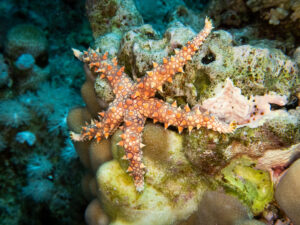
0;0;299;225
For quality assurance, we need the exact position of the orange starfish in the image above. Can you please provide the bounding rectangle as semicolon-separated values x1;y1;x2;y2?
71;18;235;192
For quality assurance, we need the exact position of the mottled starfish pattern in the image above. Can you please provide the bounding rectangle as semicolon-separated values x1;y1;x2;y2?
71;18;235;191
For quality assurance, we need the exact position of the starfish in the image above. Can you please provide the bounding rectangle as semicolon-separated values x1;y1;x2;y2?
71;18;235;192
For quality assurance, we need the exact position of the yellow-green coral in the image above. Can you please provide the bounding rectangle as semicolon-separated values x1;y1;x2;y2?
97;160;176;225
96;124;208;225
219;156;273;214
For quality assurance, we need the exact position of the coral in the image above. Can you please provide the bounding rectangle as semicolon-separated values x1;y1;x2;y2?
23;82;68;116
255;143;300;188
275;159;300;225
0;53;10;88
175;0;300;39
67;107;93;169
96;123;206;225
0;197;22;225
242;0;300;37
71;18;235;191
22;178;55;203
0;0;14;18
68;7;300;223
183;108;300;179
264;109;300;144
201;78;287;125
9;51;50;92
94;77;115;104
85;0;143;39
195;190;251;225
94;32;122;57
184;126;277;214
291;1;300;21
81;173;98;201
19;64;50;92
85;199;109;225
268;7;289;25
118;23;298;107
118;22;194;79
81;80;105;116
5;24;47;60
49;52;85;87
183;127;231;175
15;131;36;146
61;0;300;223
47;110;71;135
191;30;298;99
220;156;274;215
26;154;53;178
15;53;35;70
23;82;82;135
88;139;112;173
0;99;32;128
97;160;178;225
0;0;91;224
67;107;93;134
60;138;78;162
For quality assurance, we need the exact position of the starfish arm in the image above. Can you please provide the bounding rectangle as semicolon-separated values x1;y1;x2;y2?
137;98;235;134
72;48;134;98
132;17;213;99
71;99;124;142
120;111;146;192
